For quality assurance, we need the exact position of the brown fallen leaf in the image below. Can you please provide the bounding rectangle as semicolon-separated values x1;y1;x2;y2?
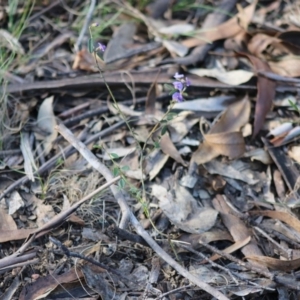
0;228;36;243
212;195;268;271
192;96;250;165
247;33;280;58
72;48;99;72
238;53;276;138
160;132;187;166
19;268;84;300
182;1;257;48
250;210;300;233
269;57;300;77
205;236;251;263
245;255;300;272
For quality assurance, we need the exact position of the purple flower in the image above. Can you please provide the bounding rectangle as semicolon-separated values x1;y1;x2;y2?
97;43;106;52
172;92;183;102
173;81;183;91
186;77;191;87
174;72;184;80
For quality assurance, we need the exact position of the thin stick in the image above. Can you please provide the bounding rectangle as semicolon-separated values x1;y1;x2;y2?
56;122;230;300
74;0;96;52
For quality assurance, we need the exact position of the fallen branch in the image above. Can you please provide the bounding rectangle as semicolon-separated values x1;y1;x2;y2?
55;121;230;300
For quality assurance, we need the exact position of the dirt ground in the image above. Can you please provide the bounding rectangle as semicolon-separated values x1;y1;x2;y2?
1;0;300;299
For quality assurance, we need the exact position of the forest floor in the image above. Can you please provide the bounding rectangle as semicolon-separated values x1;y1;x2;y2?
1;0;300;299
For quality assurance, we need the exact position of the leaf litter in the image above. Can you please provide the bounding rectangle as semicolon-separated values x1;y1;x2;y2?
2;0;300;299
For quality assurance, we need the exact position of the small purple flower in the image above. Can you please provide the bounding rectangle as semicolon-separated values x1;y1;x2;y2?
173;81;183;91
174;72;184;80
185;77;191;87
97;43;106;52
172;92;183;102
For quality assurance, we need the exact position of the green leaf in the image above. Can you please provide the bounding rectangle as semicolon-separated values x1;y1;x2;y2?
161;126;168;136
154;141;160;149
289;99;300;113
164;83;174;91
166;112;178;120
118;178;126;189
111;153;119;159
129;186;139;194
121;165;130;172
112;167;119;176
88;38;94;53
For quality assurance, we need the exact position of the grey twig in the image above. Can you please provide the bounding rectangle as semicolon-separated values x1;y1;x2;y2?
74;0;96;52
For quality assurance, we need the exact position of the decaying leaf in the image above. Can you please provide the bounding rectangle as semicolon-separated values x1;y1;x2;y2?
238;53;276;138
250;210;300;234
288;146;300;163
189;65;253;85
72;48;98;72
19;268;84;300
159;132;186;166
8;191;24;215
20;132;37;182
204;159;260;185
102;147;136;160
163;40;189;57
172;96;236;113
145;149;169;181
243;148;273;165
182;1;257;48
168;111;200;143
270;57;300;77
0;29;25;54
245;255;300;272
192;97;251;165
152;184;218;233
36;96;57;155
33;195;56;227
212;195;268;271
207;236;251;262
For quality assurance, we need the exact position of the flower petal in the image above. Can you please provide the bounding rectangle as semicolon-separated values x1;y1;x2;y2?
172;92;184;102
173;81;184;91
174;72;184;80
